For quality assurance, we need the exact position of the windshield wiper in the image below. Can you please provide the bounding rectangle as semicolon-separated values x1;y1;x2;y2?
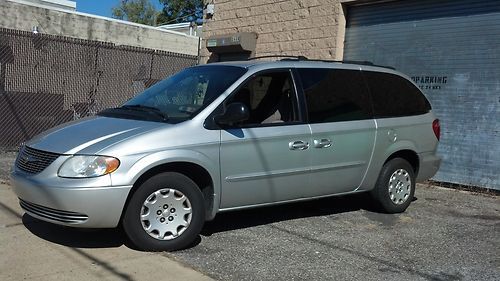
120;104;169;121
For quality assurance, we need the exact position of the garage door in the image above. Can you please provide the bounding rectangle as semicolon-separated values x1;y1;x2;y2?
344;0;500;190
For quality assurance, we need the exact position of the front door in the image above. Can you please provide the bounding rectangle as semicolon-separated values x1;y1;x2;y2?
219;70;311;209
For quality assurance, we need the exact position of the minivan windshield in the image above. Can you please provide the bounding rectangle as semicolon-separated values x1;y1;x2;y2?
99;65;247;123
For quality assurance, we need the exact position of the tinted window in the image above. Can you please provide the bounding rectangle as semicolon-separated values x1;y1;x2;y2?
299;68;372;123
363;71;431;118
226;71;298;126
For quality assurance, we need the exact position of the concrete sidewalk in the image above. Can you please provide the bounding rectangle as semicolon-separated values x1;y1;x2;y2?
0;183;215;281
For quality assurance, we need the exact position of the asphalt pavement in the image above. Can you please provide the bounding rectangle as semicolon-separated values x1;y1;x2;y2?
0;165;498;281
169;183;499;281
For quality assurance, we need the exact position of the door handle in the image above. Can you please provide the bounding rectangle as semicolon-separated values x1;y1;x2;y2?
289;140;309;150
313;138;332;148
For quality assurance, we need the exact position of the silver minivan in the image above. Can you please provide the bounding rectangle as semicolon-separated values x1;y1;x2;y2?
11;58;441;251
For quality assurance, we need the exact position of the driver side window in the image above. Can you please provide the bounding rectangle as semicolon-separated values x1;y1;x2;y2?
227;71;298;127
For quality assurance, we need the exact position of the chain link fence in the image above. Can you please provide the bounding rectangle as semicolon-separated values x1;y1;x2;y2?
0;27;198;151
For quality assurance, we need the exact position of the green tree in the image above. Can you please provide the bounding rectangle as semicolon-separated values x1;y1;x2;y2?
112;0;158;26
156;0;203;25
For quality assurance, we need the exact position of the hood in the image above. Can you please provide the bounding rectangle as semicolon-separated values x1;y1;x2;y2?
27;116;168;154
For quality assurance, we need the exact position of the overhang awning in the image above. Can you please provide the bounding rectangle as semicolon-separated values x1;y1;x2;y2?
206;32;257;53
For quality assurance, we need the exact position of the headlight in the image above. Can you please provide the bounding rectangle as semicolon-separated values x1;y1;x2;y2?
58;155;120;178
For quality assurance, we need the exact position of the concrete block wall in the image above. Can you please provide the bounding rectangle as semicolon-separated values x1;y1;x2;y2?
201;0;348;62
1;0;199;56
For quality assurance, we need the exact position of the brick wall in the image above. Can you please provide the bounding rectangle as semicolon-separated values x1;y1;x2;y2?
201;0;348;62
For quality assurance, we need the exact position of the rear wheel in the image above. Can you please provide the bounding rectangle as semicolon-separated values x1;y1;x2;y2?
122;172;205;251
370;158;415;213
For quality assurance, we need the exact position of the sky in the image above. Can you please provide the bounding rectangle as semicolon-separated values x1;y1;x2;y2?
76;0;163;18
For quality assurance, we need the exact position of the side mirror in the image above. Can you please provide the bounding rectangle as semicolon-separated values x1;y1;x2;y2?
214;102;250;126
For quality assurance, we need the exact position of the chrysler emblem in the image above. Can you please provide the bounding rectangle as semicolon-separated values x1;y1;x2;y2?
22;154;37;163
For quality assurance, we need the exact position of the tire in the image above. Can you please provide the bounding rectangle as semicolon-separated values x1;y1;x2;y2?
370;158;416;213
122;172;205;251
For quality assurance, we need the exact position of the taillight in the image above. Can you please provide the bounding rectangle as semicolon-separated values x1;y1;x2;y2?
432;119;440;141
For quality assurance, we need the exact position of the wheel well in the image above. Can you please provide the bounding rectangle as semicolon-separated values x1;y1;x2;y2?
122;162;214;222
385;150;419;175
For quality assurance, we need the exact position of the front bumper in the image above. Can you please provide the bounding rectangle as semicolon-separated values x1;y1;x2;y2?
11;172;132;228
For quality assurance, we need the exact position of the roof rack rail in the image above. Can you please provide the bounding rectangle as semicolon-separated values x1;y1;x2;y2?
247;55;309;61
246;55;395;70
303;59;396;70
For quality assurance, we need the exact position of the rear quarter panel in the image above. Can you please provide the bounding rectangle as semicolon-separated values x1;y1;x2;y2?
359;112;439;190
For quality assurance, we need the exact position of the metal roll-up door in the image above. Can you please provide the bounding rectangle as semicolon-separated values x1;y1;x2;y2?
344;0;500;190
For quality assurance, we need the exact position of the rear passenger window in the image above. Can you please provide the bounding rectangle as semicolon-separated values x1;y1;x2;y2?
298;69;372;123
363;71;431;118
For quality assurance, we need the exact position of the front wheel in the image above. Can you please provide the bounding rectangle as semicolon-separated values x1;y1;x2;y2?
122;172;205;251
370;158;416;213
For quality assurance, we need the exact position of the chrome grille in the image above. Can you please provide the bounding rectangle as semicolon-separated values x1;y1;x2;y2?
15;146;61;174
19;199;88;224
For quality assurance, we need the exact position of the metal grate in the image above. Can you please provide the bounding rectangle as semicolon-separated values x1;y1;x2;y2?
19;198;88;224
0;27;198;150
15;145;60;174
